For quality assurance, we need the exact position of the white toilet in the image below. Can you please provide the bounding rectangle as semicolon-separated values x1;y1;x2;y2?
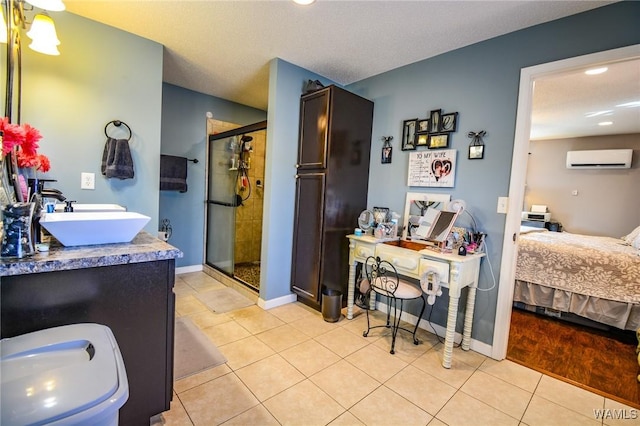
1;323;129;426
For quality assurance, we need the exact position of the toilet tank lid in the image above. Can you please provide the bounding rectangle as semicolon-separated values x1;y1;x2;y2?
0;323;128;425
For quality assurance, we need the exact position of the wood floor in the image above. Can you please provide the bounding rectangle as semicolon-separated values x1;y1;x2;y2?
507;308;640;409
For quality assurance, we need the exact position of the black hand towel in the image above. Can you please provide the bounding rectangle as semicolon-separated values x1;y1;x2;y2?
102;137;134;180
101;137;115;176
160;155;188;192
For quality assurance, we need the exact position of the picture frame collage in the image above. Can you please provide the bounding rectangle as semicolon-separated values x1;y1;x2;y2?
402;109;459;151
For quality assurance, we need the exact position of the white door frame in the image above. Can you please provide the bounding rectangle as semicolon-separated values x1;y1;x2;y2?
491;44;640;360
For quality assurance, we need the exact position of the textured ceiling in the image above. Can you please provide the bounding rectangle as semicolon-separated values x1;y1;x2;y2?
531;58;640;140
64;0;638;139
65;0;614;111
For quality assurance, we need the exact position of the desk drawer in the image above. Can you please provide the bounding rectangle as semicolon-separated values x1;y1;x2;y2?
353;241;375;262
376;244;421;277
419;258;450;284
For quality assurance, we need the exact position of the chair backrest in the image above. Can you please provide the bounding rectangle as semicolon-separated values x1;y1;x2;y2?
364;256;399;298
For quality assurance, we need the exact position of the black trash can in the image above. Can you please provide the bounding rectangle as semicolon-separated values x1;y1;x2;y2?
321;287;343;323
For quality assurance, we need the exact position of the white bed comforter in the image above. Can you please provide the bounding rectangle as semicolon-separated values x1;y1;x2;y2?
516;231;640;304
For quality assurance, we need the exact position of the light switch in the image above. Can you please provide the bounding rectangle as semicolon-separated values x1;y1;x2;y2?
497;196;509;214
81;172;95;190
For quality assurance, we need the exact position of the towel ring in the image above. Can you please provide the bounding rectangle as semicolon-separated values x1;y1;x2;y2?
104;120;132;141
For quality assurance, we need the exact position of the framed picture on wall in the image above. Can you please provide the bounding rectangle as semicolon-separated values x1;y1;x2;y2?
428;133;449;149
416;133;429;146
429;109;442;133
441;112;458;132
382;146;392;163
469;144;484;159
417;119;430;133
402;119;417;150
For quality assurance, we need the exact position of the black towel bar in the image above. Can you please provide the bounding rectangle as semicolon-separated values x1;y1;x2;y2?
104;120;132;141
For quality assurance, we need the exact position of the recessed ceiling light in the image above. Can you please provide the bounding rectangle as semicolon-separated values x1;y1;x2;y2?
293;0;315;5
584;67;608;75
598;121;613;126
616;101;640;108
585;110;613;118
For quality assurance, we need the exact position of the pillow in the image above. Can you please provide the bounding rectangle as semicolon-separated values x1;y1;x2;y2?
633;233;640;250
622;225;640;245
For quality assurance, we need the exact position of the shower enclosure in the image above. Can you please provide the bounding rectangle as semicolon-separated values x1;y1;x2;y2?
205;121;266;290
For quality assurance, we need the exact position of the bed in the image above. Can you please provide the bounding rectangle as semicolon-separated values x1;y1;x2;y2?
514;228;640;331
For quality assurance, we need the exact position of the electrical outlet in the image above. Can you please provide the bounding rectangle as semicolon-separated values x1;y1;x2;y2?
81;172;95;190
497;196;509;214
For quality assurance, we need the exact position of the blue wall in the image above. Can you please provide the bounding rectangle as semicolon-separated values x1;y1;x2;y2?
20;12;163;233
261;59;337;301
346;1;640;344
160;84;266;267
19;2;639;346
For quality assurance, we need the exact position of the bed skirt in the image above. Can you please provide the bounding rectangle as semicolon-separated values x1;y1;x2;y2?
513;280;640;331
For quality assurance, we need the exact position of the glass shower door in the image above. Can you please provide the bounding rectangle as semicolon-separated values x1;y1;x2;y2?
205;137;237;275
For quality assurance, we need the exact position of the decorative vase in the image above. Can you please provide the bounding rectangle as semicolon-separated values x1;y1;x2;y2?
1;201;36;258
1;153;17;206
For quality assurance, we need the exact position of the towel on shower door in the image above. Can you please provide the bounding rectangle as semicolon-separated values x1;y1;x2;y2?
101;137;134;179
160;154;188;192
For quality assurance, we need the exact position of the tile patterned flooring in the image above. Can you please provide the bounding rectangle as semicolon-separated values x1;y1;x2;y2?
152;271;639;426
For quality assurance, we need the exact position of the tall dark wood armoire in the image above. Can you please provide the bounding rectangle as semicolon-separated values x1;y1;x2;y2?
291;85;373;310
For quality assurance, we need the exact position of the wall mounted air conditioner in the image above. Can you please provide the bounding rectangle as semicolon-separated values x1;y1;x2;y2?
566;149;633;169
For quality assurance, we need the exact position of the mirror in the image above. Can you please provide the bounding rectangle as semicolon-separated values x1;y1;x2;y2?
402;192;452;243
357;209;374;234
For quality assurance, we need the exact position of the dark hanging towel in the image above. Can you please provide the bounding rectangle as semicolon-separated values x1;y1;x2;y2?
160;155;188;192
101;137;135;179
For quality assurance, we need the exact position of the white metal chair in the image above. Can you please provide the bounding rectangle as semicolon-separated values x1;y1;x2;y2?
360;256;426;354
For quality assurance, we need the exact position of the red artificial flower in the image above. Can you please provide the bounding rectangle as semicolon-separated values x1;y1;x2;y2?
1;118;51;174
0;117;26;155
20;123;42;157
16;149;38;168
37;154;51;172
16;150;50;172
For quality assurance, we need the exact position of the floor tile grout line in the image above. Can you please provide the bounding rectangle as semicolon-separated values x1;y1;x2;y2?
174;272;612;426
172;391;196;426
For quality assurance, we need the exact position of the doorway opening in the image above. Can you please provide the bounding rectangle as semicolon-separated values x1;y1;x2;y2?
205;120;267;292
494;44;640;359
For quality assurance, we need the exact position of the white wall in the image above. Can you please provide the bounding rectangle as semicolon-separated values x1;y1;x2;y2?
526;134;640;237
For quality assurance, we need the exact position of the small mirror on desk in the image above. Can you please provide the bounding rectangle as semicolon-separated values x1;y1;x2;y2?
402;192;456;245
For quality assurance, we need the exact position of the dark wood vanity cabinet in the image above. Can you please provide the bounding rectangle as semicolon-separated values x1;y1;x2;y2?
1;260;175;426
291;85;373;309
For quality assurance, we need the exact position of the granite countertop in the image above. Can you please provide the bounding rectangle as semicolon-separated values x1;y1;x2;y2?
0;231;183;277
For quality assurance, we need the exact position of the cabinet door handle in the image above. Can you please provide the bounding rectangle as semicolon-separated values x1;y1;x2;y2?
295;175;299;179
295;164;300;168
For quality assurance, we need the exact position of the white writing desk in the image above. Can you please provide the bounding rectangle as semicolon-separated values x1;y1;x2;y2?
347;234;484;368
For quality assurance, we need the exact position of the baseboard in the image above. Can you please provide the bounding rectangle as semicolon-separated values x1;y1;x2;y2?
376;302;493;359
258;293;298;310
175;266;495;356
176;264;204;274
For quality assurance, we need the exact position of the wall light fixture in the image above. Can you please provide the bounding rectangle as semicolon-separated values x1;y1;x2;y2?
2;0;65;56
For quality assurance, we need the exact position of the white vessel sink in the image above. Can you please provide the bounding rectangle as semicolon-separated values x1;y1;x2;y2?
40;211;150;246
54;203;126;212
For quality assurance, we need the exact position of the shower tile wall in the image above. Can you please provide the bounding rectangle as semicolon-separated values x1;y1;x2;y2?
235;129;265;264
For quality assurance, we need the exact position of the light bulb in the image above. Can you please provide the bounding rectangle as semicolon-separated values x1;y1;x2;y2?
0;8;7;44
27;13;61;56
26;0;66;12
